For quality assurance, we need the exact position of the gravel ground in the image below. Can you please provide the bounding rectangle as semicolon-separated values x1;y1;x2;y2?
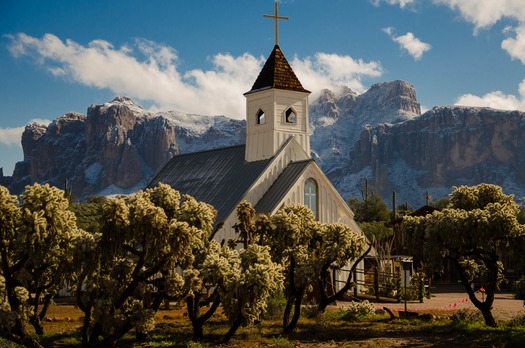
377;283;524;320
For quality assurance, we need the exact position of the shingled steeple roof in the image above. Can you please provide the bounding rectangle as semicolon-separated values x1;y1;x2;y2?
246;45;310;94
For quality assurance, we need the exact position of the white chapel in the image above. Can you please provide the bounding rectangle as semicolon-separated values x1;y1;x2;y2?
149;3;369;289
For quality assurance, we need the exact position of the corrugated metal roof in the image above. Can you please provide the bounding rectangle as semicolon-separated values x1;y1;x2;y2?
148;145;271;224
255;159;313;213
246;45;310;94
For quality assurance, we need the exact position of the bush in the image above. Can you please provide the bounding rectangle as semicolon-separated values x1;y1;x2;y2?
301;300;320;319
508;312;525;327
514;277;525;300
449;309;483;324
269;337;295;348
340;300;376;321
0;339;22;348
262;291;287;320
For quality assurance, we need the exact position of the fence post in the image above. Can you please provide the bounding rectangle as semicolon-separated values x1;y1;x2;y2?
374;266;380;301
395;275;402;303
418;277;424;303
353;268;358;297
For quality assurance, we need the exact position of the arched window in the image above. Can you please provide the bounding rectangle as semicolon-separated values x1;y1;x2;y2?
285;108;296;123
304;178;318;219
257;109;265;124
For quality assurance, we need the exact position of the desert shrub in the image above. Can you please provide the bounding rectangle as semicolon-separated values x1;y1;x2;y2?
269;337;295;348
513;277;525;300
508;312;525;327
301;299;320;319
0;338;21;347
399;287;419;301
340;300;376;321
69;195;106;232
187;341;207;348
449;309;483;324
262;291;287;320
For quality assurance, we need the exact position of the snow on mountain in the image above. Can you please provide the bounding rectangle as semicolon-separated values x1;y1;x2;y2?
6;96;244;200
346;106;525;206
310;80;421;189
4;82;525;208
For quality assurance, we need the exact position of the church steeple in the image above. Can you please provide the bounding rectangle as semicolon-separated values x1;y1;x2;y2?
247;45;310;94
244;3;311;162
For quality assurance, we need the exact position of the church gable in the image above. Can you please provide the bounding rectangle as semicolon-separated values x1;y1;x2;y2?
254;160;360;231
255;159;313;213
241;137;310;206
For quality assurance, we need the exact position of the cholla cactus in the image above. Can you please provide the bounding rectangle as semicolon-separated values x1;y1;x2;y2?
203;242;283;343
0;183;82;346
403;184;525;327
77;183;218;347
257;203;366;333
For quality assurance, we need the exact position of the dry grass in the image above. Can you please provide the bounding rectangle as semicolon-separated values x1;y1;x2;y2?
33;303;193;334
21;304;525;347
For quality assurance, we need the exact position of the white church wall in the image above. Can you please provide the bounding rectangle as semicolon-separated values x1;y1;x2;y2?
273;90;310;156
258;161;371;292
245;89;276;161
213;212;239;246
245;89;309;162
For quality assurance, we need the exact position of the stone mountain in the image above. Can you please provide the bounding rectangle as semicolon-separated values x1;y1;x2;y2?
345;106;525;206
7;96;244;199
3;81;525;206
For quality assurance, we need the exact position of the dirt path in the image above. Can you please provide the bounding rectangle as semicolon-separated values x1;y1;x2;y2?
376;284;524;320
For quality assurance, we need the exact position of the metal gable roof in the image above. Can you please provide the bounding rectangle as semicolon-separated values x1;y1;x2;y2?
254;159;314;213
148;145;272;224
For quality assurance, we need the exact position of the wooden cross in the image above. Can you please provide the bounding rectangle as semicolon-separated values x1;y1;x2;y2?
264;2;288;45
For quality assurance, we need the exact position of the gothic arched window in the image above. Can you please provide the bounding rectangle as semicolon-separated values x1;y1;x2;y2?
257;109;265;125
285;108;296;123
304;178;318;219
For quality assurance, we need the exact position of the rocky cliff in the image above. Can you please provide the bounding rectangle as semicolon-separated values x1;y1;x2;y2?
346;106;525;206
9;97;244;199
6;82;525;206
310;80;421;185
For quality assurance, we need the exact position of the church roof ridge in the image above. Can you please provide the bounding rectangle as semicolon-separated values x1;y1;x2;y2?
162;144;245;159
246;45;310;95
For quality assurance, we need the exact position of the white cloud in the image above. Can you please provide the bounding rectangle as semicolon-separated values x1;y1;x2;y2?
383;27;431;60
291;53;383;99
371;0;416;8
6;33;384;119
431;0;525;107
5;33;263;118
0;126;25;146
433;0;525;30
455;79;525;111
502;25;525;64
433;0;525;63
383;27;394;36
0;119;51;146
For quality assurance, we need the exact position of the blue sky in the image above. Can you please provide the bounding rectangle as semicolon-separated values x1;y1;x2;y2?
1;0;524;175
